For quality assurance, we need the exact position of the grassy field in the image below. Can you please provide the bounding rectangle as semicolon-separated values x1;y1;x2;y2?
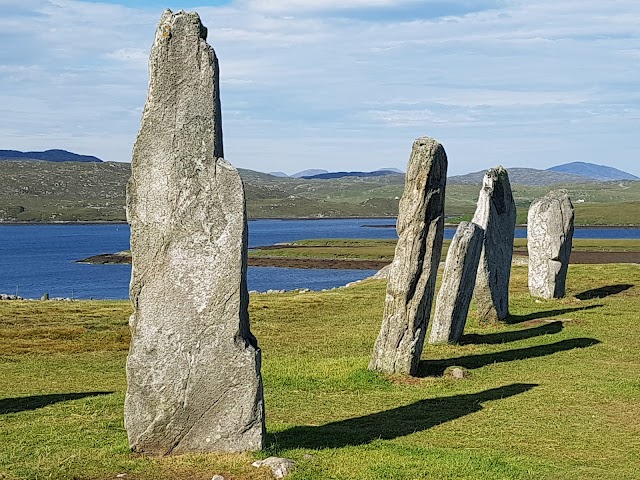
249;238;640;262
1;262;639;479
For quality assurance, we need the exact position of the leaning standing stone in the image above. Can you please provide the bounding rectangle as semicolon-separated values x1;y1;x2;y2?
369;137;447;375
472;167;516;322
429;221;484;344
125;10;264;455
527;190;575;299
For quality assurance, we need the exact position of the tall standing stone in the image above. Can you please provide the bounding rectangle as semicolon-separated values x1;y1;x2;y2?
472;167;516;322
125;10;264;455
429;221;484;344
527;190;575;299
369;137;447;375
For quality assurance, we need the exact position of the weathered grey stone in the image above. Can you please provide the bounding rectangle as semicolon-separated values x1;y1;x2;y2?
124;10;264;455
527;190;575;299
444;366;469;379
252;457;296;479
472;166;516;322
429;221;484;344
369;137;447;375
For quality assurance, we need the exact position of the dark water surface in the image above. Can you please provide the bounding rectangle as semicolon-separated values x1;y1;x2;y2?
0;220;638;299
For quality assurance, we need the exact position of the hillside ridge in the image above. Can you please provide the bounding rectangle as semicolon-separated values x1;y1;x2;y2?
0;149;103;163
1;160;639;224
548;161;638;181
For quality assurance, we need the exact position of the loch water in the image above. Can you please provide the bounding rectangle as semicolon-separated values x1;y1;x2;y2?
0;219;638;300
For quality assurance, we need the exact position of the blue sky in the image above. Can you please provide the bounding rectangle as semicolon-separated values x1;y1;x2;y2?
1;0;639;176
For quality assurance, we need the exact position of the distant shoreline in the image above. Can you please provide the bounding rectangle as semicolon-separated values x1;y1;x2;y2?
1;219;640;229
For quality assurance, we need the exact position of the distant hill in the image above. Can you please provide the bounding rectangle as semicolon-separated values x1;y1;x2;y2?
0;149;103;163
291;169;328;178
2;160;640;224
303;170;403;180
449;168;598;186
269;168;403;178
548;162;638;181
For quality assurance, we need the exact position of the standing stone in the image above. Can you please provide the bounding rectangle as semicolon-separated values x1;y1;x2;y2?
472;167;516;322
429;221;484;344
527;190;575;299
125;10;264;455
369;137;447;375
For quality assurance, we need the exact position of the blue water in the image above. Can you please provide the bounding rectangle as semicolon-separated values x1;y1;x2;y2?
0;220;639;299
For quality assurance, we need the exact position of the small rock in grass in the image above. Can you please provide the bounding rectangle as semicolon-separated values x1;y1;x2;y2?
115;475;127;479
252;457;295;478
444;366;469;379
211;475;225;480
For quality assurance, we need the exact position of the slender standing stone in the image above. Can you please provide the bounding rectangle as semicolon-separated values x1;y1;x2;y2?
125;10;264;455
472;167;516;322
369;137;447;375
429;221;484;344
528;190;575;299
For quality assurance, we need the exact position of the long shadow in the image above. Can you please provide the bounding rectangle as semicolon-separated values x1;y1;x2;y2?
418;338;600;377
270;383;536;450
507;305;603;324
0;392;113;414
460;321;563;345
575;284;634;300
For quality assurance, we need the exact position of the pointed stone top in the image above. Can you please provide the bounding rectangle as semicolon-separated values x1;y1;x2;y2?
486;165;509;178
157;9;208;42
413;136;442;147
480;166;512;191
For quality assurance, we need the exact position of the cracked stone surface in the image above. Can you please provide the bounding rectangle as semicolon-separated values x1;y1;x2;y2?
124;9;264;455
369;137;447;375
429;221;484;344
528;190;575;299
472;166;516;322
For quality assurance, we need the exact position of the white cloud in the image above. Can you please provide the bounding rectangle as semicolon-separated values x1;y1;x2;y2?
0;0;639;175
105;48;148;63
243;0;415;13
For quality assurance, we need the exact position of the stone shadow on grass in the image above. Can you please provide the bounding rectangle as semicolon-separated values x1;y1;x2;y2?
0;392;113;414
418;338;600;377
270;383;536;450
506;305;603;324
575;284;634;300
460;321;563;345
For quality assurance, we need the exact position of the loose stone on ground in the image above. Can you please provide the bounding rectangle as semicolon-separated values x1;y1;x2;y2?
252;457;296;479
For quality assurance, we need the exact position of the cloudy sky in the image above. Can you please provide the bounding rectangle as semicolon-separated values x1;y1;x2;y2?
1;0;639;176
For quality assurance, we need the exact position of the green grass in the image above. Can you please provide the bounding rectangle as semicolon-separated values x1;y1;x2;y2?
249;238;640;262
1;264;640;479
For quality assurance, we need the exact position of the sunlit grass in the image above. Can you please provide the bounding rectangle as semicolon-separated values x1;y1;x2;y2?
1;264;639;479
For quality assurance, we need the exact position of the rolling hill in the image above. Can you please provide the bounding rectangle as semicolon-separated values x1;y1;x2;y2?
548;162;638;181
1;160;639;224
449;168;598;186
0;149;103;163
